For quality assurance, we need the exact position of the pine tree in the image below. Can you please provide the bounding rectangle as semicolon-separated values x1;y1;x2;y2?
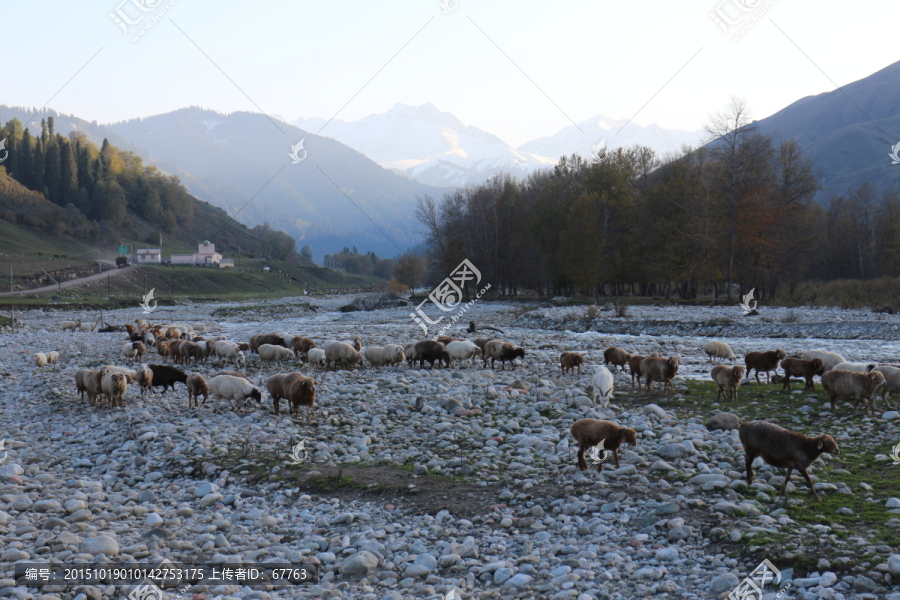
19;129;32;188
40;119;48;147
45;140;61;204
32;137;44;191
48;116;55;138
60;140;79;206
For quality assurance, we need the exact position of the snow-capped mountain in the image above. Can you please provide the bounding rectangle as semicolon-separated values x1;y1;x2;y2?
292;103;704;187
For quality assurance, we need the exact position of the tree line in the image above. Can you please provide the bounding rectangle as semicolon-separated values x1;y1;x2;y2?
414;99;900;301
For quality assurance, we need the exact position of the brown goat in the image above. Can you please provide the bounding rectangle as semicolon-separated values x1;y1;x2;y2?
603;347;632;372
560;352;584;375
821;370;885;415
711;365;745;401
570;419;638;472
186;373;209;408
745;349;786;384
781;357;825;391
640;356;680;393
739;420;839;504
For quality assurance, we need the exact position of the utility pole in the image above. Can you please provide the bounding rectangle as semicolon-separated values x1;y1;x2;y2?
9;263;12;293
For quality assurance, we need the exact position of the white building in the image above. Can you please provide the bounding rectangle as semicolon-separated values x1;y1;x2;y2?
170;241;223;265
218;259;235;269
136;248;161;264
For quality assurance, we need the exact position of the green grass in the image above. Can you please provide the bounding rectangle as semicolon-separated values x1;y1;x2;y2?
673;379;900;570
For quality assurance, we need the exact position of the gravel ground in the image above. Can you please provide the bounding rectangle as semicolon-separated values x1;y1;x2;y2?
0;296;899;600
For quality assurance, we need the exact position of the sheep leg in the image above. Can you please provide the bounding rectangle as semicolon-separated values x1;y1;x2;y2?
782;374;790;391
780;467;793;504
273;398;281;415
744;452;755;485
798;467;821;501
612;449;620;469
306;405;312;425
576;446;587;471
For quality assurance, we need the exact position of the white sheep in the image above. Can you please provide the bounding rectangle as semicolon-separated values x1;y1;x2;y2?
47;351;60;370
207;374;263;413
101;371;128;408
60;319;82;332
212;340;246;368
308;348;327;368
364;344;406;367
258;343;297;364
100;365;137;384
801;350;847;372
591;366;615;407
78;319;96;332
702;340;736;362
325;341;362;369
34;352;48;371
191;322;209;335
446;340;482;368
134;365;153;399
830;361;877;373
143;331;156;347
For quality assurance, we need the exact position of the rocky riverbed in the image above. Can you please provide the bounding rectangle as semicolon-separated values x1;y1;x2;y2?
0;297;899;600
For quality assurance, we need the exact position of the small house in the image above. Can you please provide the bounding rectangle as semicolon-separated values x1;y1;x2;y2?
136;249;161;264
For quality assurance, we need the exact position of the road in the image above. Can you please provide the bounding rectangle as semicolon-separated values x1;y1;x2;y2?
0;261;132;296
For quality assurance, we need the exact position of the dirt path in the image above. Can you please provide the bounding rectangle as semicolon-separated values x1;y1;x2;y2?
0;261;131;296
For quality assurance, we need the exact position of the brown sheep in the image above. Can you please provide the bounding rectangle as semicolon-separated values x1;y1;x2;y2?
156;340;171;362
82;369;104;406
436;336;460;346
284;373;316;423
560;352;584;375
483;340;525;370
414;340;451;369
250;333;285;353
570;419;638;472
352;336;362;352
211;370;250;380
628;352;660;390
821;370;885;415
134;365;153;399
186;373;209;408
603;347;632;372
74;369;95;403
739;420;839;504
236;342;250;352
640;355;680;393
177;341;201;365
291;336;317;360
711;365;745;402
781;357;825;391
267;373;288;414
473;337;493;351
745;349;786;384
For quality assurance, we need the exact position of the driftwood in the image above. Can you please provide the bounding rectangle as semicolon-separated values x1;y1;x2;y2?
467;321;505;335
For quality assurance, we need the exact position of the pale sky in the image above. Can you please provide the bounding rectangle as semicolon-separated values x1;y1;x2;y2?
2;0;897;147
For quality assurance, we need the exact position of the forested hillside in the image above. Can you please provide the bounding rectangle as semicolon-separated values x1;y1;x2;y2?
0;115;300;261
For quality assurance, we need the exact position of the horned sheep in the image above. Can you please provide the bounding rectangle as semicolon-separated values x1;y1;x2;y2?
591;366;614;407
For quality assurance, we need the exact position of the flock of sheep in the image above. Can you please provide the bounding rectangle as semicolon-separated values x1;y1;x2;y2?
39;316;897;506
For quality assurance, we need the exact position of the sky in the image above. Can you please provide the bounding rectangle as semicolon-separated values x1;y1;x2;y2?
2;0;898;147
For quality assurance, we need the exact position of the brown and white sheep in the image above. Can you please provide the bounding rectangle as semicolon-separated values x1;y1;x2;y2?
483;340;525;370
781;357;825;391
570;419;638;472
821;370;885;415
739;420;839;503
745;349;786;384
603;347;632;372
711;365;746;401
560;352;584;375
640;355;680;393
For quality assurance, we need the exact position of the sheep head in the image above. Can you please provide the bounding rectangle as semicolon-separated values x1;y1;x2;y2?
811;358;825;373
250;387;263;403
816;435;839;454
733;366;746;379
623;428;638;446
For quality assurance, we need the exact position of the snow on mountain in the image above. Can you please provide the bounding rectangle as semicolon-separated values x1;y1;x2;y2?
293;104;704;187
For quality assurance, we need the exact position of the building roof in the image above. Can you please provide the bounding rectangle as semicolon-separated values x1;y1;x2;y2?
137;248;161;253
